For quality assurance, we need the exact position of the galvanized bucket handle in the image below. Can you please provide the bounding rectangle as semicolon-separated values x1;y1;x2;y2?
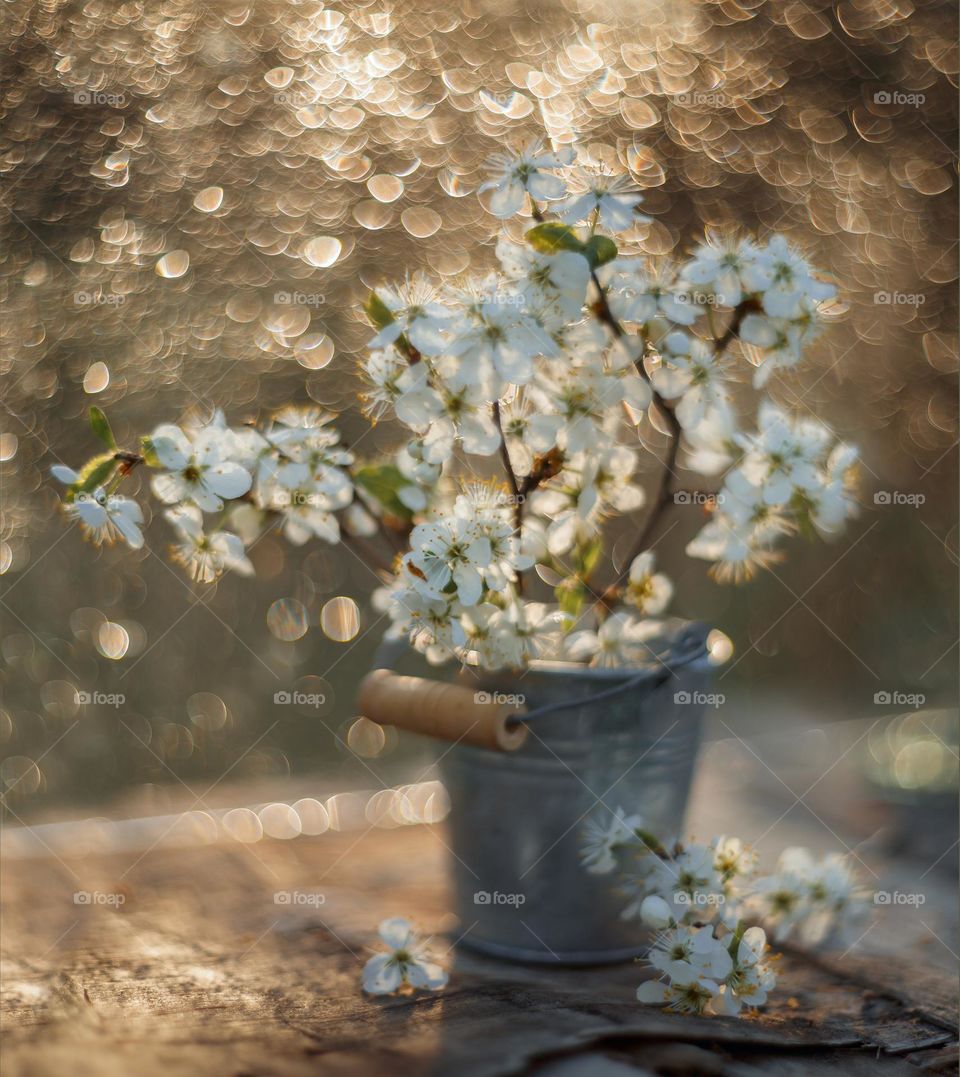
513;623;710;727
372;622;710;731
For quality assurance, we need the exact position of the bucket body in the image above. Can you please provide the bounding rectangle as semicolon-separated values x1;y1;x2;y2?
440;621;712;965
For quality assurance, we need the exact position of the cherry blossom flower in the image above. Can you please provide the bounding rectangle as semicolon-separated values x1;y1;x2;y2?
165;506;253;583
150;423;252;512
566;611;657;668
681;233;764;308
479;140;575;217
362;917;448;995
557;168;651;231
651;336;733;432
367;274;451;356
581;808;645;874
495;238;591;322
68;489;144;550
625;552;672;616
404;517;492;606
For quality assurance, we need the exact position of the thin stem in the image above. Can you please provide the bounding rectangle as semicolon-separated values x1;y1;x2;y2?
588;270;750;580
492;400;527;595
491;401;523;531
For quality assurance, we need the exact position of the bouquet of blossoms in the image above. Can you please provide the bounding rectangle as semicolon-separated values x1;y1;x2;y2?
52;139;859;673
581;810;870;1016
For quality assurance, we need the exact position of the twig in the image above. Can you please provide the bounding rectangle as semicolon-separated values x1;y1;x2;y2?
491;401;523;531
590;269;750;574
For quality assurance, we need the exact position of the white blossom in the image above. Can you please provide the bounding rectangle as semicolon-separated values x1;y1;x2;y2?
362;917;448;995
566;611;657;668
150;423;252;512
367;274;450;356
557;169;650;231
68;490;144;550
581;808;645;875
680;234;764;308
165;505;253;583
478;140;575;218
625;552;672;615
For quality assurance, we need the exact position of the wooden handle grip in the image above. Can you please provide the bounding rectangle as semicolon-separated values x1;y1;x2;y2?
357;669;528;752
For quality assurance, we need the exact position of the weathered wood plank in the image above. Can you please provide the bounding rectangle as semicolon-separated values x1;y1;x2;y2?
1;824;956;1076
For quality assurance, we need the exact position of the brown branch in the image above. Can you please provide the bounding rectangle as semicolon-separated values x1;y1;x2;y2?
491;401;523;532
589;271;751;584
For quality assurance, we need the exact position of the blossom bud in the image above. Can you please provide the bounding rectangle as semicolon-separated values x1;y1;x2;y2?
639;894;674;929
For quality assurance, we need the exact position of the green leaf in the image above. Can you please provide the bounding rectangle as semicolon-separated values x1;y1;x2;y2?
575;537;603;579
354;464;413;521
72;453;117;497
555;578;585;619
364;291;395;331
89;406;117;450
583;234;618;268
525;222;585;256
138;436;161;468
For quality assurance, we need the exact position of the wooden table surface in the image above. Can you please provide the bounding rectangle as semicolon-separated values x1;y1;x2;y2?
2;719;957;1076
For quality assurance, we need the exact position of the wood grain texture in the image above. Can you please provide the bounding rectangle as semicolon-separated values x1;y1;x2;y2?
1;824;956;1076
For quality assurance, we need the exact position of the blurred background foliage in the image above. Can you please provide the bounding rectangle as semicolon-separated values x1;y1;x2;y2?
1;0;956;819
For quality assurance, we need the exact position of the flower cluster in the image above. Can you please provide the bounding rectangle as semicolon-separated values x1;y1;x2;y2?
53;406;369;584
581;811;870;1016
52;140;859;671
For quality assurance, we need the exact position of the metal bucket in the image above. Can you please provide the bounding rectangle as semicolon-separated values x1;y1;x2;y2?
440;621;713;965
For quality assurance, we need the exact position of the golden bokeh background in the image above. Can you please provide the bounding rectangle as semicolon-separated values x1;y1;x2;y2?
1;0;956;817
